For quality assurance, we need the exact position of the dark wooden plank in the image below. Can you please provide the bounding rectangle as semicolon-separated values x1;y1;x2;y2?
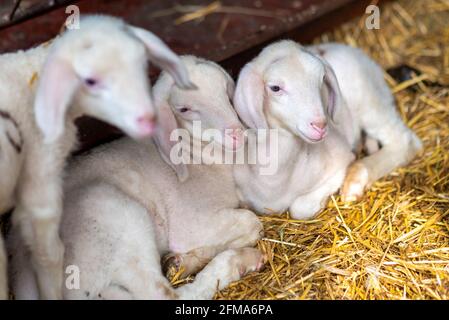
0;0;74;29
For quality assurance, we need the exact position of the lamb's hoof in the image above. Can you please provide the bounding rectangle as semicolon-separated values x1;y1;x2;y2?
236;248;267;277
341;162;369;203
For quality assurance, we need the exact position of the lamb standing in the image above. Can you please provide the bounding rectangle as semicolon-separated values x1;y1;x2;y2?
0;15;194;299
9;56;264;299
232;40;422;219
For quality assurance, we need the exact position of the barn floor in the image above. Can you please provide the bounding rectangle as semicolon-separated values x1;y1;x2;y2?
205;0;449;300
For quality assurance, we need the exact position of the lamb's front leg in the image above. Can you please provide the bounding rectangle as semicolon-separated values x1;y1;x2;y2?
0;235;7;300
14;143;69;300
164;208;263;278
290;168;347;220
176;248;265;300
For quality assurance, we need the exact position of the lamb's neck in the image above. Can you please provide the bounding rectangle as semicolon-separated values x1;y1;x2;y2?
274;130;305;169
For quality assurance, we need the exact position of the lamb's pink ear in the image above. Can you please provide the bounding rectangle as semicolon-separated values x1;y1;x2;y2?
233;63;268;129
152;76;189;182
34;56;80;144
322;60;342;121
128;26;196;90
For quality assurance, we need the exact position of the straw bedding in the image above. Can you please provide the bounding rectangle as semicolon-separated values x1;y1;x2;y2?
209;0;448;300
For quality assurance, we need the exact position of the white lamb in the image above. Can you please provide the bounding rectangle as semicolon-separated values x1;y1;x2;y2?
232;40;422;219
8;56;264;299
0;15;194;299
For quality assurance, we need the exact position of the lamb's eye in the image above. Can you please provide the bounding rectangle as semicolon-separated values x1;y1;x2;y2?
84;78;98;87
270;85;281;92
179;107;190;113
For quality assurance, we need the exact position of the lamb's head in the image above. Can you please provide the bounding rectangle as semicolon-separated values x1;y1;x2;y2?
234;40;342;143
34;15;195;143
152;55;245;181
